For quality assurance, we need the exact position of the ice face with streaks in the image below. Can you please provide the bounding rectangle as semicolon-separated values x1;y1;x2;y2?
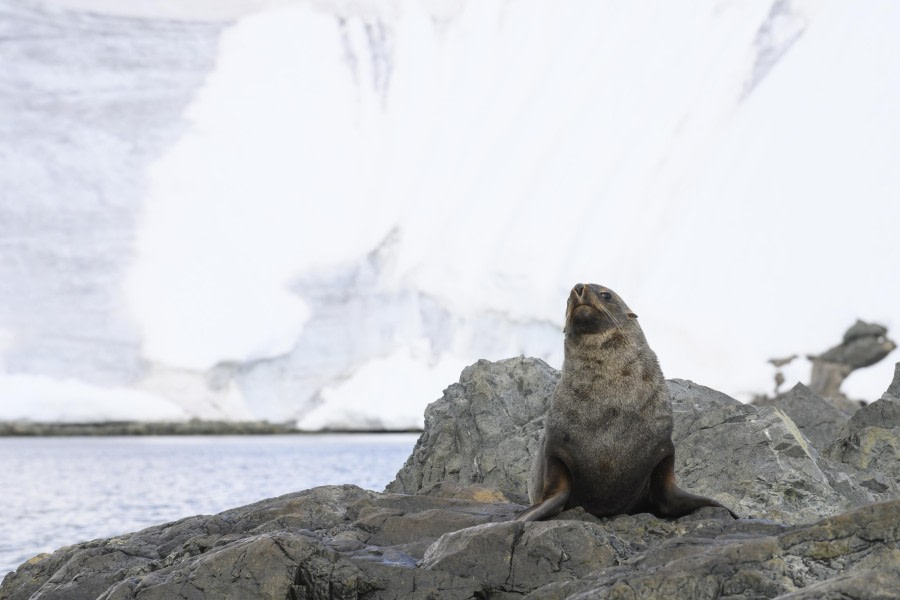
2;0;899;428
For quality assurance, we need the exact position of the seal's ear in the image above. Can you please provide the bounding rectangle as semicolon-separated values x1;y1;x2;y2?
627;312;638;319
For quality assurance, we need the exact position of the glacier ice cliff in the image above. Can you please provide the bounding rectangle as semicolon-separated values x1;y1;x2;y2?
1;0;899;427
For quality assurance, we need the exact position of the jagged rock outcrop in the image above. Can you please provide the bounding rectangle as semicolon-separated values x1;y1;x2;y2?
523;500;900;599
826;363;900;489
844;362;900;434
389;358;896;523
0;485;514;600
385;357;558;503
751;383;850;451
4;358;900;600
808;319;896;400
4;487;898;600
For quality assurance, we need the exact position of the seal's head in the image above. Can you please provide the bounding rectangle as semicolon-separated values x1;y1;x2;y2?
564;283;638;335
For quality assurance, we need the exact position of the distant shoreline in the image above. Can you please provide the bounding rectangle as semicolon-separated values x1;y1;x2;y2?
0;421;423;436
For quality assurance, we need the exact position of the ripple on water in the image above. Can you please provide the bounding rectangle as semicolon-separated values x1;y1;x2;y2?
0;433;418;576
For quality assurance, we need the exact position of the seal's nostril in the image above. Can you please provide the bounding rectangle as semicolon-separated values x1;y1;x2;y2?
574;283;585;296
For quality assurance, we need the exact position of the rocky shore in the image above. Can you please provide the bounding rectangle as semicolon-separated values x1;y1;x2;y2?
2;357;899;599
0;421;421;436
0;420;298;436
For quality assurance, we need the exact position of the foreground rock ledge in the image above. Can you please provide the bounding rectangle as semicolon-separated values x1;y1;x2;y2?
3;486;898;600
3;357;900;600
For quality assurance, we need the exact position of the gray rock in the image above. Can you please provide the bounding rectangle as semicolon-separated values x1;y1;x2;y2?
668;378;891;522
808;320;896;399
844;363;900;435
887;362;900;399
0;485;378;600
421;520;621;595
11;481;897;600
5;359;900;600
750;383;850;451
523;499;900;600
386;356;557;502
826;426;900;487
826;363;900;487
389;362;890;524
0;484;512;600
0;420;302;436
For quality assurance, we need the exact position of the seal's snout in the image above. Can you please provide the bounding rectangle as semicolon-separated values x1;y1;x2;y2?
572;283;587;300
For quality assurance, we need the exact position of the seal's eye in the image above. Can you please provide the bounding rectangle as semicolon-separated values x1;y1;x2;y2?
600;292;612;300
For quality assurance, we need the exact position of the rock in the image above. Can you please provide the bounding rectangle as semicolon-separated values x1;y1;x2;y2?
385;357;558;502
0;484;514;600
522;499;900;600
750;383;850;451
886;362;900;399
826;426;900;487
389;362;892;524
808;320;896;399
844;363;900;435
421;520;621;595
668;379;892;522
8;482;898;600
415;481;512;503
5;358;900;600
826;363;900;487
0;420;303;436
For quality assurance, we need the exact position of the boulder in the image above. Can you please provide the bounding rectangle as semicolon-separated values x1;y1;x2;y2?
669;379;895;521
385;357;557;502
0;485;515;600
5;358;900;600
887;362;900;398
389;361;894;523
825;363;900;487
751;383;850;451
523;500;900;599
808;320;896;399
843;362;900;435
420;519;622;595
826;427;900;489
6;485;899;600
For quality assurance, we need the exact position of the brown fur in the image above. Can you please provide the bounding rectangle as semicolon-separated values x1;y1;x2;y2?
516;284;736;522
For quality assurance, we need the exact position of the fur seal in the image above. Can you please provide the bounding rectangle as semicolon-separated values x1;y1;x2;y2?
516;283;736;521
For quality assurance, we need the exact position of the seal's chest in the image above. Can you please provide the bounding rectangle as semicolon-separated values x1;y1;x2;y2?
549;409;648;462
553;396;641;433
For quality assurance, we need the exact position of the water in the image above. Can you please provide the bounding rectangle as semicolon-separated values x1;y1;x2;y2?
0;434;419;577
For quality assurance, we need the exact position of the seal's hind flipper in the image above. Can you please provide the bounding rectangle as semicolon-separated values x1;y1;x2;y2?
515;457;572;522
649;455;738;519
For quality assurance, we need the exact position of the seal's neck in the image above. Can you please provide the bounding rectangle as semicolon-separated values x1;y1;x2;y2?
563;326;635;361
560;324;661;393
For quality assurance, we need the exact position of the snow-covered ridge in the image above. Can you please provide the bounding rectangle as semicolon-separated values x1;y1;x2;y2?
1;0;898;428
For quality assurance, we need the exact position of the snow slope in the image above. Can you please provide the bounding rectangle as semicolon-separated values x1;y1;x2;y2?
2;0;898;427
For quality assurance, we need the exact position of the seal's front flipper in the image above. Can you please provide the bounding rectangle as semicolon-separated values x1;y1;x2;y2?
649;455;738;519
515;457;572;522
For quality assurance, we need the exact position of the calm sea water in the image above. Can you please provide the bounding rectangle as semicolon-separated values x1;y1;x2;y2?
0;434;419;576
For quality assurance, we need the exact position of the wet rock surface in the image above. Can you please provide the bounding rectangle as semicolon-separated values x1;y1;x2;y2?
4;359;900;600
